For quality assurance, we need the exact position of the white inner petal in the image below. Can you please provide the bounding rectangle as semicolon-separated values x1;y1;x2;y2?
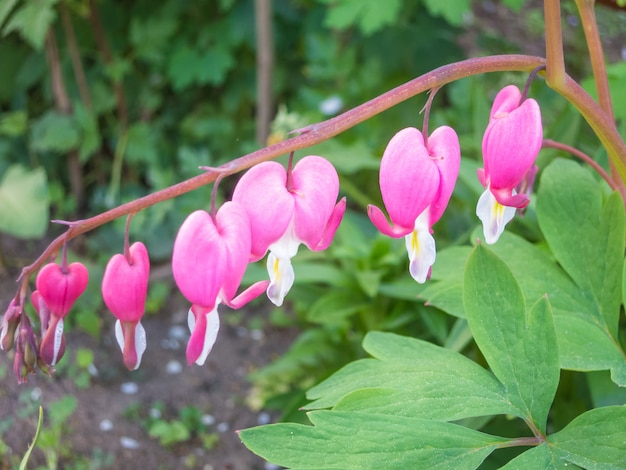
476;189;516;245
133;321;147;370
195;306;220;366
115;319;125;353
51;318;65;366
266;252;295;307
404;211;436;284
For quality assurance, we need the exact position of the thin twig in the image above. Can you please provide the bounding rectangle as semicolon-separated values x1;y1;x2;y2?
60;0;92;110
88;0;128;129
255;0;274;144
543;138;618;191
44;28;84;210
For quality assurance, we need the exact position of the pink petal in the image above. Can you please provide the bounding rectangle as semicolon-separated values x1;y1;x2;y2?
310;197;347;251
232;162;294;261
215;201;252;303
427;126;461;225
367;204;413;238
186;305;220;366
102;242;150;323
225;280;270;309
36;262;89;317
39;314;66;366
115;319;147;371
379;128;440;231
482;90;542;192
172;210;224;309
291;156;341;248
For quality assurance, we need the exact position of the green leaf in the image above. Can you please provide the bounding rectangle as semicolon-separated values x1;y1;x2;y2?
306;291;368;325
0;164;48;238
422;0;471;26
319;0;403;36
549;406;626;468
0;110;27;136
3;0;57;50
537;159;624;338
31;111;80;153
239;410;505;469
304;332;517;421
73;102;100;162
464;245;559;432
0;0;19;29
472;228;626;384
499;444;563;469
419;245;471;317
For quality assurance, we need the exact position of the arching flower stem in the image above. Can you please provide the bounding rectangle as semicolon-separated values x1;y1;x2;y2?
15;55;626;297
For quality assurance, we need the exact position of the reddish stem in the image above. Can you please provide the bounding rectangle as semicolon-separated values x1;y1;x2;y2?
543;139;618;191
14;54;626;295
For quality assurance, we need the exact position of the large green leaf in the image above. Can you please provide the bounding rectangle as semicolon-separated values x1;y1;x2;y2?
537;159;624;338
548;405;626;468
239;410;505;469
532;159;626;384
464;245;559;432
304;331;517;421
0;164;48;238
480;230;625;382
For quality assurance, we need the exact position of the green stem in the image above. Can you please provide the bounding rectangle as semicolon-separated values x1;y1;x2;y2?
574;0;614;121
543;0;566;89
495;436;544;449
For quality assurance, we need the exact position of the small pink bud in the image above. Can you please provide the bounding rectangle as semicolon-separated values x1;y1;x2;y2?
1;299;21;351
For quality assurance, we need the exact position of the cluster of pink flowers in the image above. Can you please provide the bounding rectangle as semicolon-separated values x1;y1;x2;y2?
0;84;542;381
369;84;542;280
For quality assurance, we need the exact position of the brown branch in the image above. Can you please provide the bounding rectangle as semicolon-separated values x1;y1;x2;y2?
255;0;274;144
88;0;128;129
60;0;92;110
44;28;84;210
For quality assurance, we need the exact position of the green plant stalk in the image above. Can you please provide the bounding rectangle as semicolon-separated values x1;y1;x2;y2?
574;0;614;121
19;406;43;470
14;53;626;302
544;0;626;192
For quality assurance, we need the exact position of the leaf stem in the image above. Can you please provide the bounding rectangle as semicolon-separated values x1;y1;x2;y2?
543;138;618;191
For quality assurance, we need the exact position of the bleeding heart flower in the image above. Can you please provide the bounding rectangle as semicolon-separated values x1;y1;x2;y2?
102;241;150;370
476;85;543;244
172;203;268;366
368;126;460;283
232;156;346;306
35;261;89;366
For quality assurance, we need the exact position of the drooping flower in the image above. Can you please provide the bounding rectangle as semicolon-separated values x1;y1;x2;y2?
368;126;460;283
476;85;543;244
102;241;150;371
232;156;346;306
172;204;268;366
35;261;89;366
